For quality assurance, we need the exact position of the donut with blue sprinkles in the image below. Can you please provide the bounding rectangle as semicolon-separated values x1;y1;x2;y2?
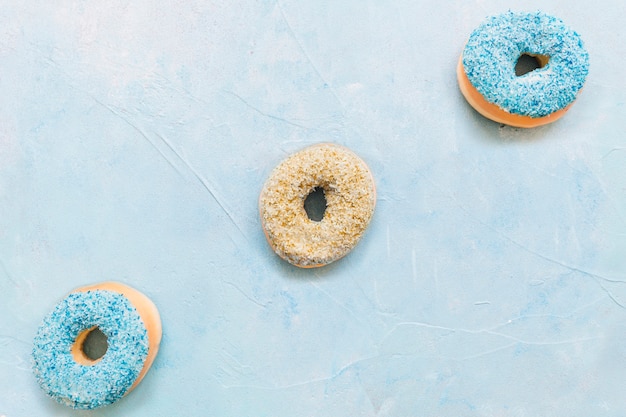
458;11;589;127
32;282;162;409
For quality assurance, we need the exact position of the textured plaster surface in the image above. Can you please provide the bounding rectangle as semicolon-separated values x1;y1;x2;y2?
1;1;625;416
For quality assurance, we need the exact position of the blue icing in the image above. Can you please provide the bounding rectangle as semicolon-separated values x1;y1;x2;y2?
462;11;589;118
32;290;149;409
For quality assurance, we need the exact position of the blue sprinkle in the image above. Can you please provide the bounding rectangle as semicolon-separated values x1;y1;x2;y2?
32;290;149;409
462;11;589;118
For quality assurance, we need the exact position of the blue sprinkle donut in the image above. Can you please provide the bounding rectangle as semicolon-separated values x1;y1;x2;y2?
458;11;589;127
32;282;162;409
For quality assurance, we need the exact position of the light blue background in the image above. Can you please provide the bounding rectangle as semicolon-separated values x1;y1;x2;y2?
1;1;625;416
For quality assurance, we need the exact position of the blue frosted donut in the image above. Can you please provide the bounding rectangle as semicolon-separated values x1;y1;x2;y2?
458;11;589;127
32;283;161;409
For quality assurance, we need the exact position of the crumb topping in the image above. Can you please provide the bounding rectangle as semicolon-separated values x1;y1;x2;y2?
260;143;376;267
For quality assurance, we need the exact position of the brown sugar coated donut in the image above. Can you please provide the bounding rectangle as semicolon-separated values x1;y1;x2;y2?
259;143;376;268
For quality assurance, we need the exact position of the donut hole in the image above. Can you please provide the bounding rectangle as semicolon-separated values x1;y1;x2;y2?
72;326;108;365
304;187;327;222
82;327;108;360
515;53;549;76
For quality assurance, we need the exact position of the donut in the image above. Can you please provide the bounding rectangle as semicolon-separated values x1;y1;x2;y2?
259;143;376;268
457;11;589;128
32;282;162;409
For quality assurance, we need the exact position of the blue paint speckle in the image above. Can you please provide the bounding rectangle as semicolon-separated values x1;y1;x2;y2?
462;11;589;117
32;290;149;409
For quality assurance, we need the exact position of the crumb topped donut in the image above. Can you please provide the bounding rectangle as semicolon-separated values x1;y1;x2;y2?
259;143;376;268
458;11;589;127
32;282;162;409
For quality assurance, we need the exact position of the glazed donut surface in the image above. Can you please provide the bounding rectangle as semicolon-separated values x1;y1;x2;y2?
458;11;589;127
32;282;162;409
259;143;376;268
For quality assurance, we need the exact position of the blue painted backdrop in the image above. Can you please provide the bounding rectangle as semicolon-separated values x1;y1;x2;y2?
1;1;625;416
